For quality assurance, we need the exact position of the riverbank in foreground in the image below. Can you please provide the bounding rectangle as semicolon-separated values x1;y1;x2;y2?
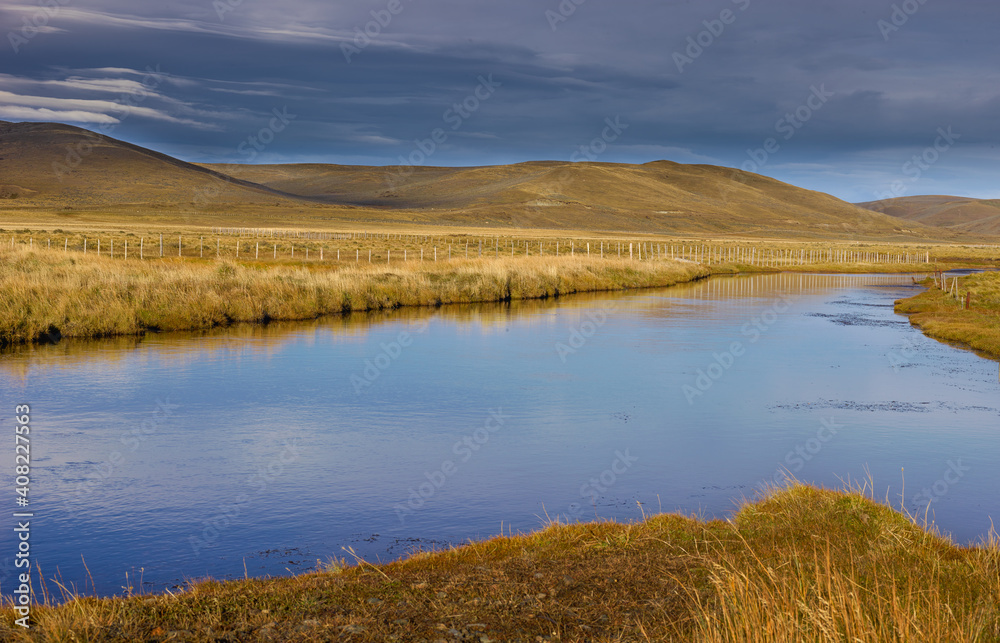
0;248;709;346
2;484;997;642
895;271;1000;360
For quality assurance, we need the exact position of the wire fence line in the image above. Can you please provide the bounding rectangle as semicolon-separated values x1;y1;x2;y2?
5;230;987;267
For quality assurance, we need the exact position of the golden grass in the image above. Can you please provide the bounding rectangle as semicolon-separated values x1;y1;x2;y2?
0;245;708;345
2;484;997;642
895;271;1000;359
2;227;996;346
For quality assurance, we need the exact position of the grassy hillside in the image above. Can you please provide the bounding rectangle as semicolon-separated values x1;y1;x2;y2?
3;484;997;642
0;121;303;207
209;159;934;238
861;195;1000;235
0;120;944;238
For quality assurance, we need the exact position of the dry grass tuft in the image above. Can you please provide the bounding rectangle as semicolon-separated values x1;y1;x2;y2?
2;484;998;642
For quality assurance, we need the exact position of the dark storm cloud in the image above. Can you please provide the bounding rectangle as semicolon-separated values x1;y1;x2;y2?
2;0;998;200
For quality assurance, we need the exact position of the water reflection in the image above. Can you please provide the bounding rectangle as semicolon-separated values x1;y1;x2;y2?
2;271;998;600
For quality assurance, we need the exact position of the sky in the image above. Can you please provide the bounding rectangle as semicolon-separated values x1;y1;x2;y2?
1;0;998;203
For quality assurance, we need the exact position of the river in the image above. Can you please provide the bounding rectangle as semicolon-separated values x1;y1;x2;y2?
2;272;997;597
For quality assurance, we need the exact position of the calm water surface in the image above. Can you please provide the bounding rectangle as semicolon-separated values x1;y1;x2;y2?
2;272;998;597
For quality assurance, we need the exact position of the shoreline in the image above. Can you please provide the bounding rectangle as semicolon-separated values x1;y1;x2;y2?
2;483;996;641
894;271;1000;361
3;243;987;348
0;248;712;347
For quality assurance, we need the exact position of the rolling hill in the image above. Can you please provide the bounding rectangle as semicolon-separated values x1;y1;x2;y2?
204;160;933;237
0;120;303;207
0;120;941;237
858;196;1000;236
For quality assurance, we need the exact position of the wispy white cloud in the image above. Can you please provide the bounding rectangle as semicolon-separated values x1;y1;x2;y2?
350;134;402;145
0;90;208;128
0;106;117;124
0;74;153;96
36;6;354;45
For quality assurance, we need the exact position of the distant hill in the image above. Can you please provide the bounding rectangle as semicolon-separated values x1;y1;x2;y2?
0;120;302;207
858;196;1000;235
203;160;928;238
1;120;938;238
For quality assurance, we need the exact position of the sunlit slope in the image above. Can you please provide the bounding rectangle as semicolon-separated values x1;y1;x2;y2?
0;121;302;206
210;160;931;237
1;120;942;237
859;195;1000;235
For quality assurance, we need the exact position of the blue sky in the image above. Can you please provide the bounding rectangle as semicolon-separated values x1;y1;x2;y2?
2;0;998;203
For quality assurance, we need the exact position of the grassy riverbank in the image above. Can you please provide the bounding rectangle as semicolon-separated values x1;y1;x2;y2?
895;271;1000;359
0;246;709;345
3;484;997;642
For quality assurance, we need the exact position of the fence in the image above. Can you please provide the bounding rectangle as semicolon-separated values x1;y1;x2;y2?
3;231;975;268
